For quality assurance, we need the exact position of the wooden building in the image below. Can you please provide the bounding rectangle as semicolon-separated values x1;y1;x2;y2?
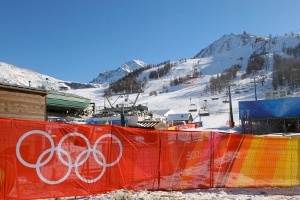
0;82;92;122
0;83;48;121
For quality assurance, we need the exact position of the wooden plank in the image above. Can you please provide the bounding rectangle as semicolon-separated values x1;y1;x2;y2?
0;90;45;104
0;89;46;121
0;99;45;108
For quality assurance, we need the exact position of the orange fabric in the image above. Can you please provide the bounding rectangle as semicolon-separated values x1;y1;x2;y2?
1;118;300;199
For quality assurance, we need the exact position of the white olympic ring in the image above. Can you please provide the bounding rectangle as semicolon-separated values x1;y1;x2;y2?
16;130;123;184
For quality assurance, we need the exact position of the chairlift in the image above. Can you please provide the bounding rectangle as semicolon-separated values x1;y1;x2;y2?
188;103;198;112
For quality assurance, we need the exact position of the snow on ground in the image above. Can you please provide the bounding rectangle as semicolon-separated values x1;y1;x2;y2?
58;187;300;199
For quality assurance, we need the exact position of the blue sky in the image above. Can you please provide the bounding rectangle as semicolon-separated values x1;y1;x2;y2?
1;0;300;83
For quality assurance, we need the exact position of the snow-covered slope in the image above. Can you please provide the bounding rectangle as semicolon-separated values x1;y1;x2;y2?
88;33;300;85
0;62;69;90
195;33;262;58
194;33;300;73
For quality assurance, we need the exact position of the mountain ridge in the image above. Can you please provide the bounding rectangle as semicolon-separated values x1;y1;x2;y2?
1;32;300;92
2;32;300;131
91;60;148;84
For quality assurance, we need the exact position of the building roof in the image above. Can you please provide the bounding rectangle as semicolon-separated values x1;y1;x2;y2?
47;91;91;110
167;113;192;121
151;109;174;117
0;82;47;95
239;97;300;119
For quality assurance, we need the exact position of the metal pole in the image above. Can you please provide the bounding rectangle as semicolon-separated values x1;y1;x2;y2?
228;85;234;128
254;78;257;100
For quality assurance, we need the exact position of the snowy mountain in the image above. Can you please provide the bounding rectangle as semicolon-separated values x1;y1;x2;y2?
1;32;300;130
65;32;300;130
195;33;261;58
91;33;300;85
0;60;148;90
194;33;300;75
0;62;70;90
91;60;148;84
2;33;299;90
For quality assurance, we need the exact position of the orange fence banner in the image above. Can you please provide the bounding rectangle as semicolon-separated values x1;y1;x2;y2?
1;118;300;199
159;130;213;190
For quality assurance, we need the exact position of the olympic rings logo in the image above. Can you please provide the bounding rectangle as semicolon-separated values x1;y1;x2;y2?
16;130;123;184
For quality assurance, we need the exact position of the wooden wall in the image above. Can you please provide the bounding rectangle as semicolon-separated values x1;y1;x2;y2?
0;85;47;121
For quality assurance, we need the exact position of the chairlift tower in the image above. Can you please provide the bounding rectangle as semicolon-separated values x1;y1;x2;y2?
228;85;234;128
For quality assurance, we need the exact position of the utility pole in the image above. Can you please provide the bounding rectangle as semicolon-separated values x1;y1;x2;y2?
228;85;234;128
254;78;257;100
251;77;257;100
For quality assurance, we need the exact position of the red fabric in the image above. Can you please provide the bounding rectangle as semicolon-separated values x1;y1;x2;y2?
0;118;299;199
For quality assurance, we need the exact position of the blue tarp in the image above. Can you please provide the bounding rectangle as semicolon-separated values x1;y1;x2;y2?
239;97;300;119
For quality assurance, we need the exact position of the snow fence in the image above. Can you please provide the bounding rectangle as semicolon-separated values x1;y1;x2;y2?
0;117;299;199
